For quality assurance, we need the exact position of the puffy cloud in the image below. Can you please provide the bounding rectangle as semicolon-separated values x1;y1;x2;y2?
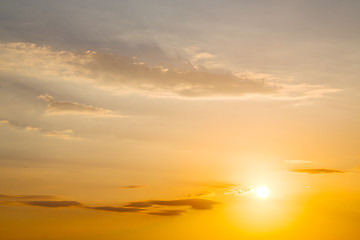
37;94;118;117
291;168;345;174
0;119;78;140
24;201;82;208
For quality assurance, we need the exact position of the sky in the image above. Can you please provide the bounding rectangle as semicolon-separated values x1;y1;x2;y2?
1;0;360;239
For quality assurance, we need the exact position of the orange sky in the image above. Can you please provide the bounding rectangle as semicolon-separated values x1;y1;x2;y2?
1;0;360;239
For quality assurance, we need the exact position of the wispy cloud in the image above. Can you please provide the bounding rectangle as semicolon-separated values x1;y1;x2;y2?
208;183;253;196
37;94;119;117
291;168;345;174
0;194;58;200
0;42;338;100
0;119;78;140
148;209;186;216
24;201;82;208
7;193;219;216
88;206;143;213
127;199;219;210
224;186;253;196
187;191;216;198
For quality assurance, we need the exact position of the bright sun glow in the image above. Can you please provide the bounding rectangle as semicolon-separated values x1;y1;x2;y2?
256;186;269;199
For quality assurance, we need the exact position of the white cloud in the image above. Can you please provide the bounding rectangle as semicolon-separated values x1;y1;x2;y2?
0;42;340;99
224;186;253;196
37;94;119;117
0;119;78;140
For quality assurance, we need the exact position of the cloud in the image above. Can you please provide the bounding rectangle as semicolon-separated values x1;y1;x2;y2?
148;210;186;216
7;192;219;216
0;42;341;99
0;42;298;99
270;83;341;101
87;198;219;214
149;199;219;210
0;119;78;140
88;206;143;213
285;160;313;164
74;51;278;98
23;201;82;208
0;194;58;200
0;120;9;125
291;168;345;174
125;202;153;208
208;183;253;196
37;94;118;117
187;191;216;198
224;187;253;196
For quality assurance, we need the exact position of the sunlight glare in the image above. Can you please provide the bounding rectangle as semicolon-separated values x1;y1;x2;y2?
256;186;269;199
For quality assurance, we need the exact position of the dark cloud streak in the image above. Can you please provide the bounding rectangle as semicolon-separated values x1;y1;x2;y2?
23;201;82;208
128;198;219;210
88;206;144;213
0;194;58;200
5;193;219;217
148;210;186;216
291;168;345;174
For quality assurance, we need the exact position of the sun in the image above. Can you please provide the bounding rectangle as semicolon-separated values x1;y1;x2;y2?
256;186;269;199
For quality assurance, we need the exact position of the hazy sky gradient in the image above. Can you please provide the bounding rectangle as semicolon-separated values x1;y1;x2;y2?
1;1;360;239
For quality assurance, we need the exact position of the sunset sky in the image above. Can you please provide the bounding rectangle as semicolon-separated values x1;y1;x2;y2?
1;1;360;239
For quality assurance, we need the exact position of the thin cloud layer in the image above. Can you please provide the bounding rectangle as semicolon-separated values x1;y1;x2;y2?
0;194;58;200
147;210;186;216
37;94;118;117
127;199;219;210
187;191;216;198
291;169;345;174
208;183;253;196
0;119;78;140
0;42;337;99
24;201;82;208
85;52;277;98
0;43;276;98
88;206;143;213
10;194;219;216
